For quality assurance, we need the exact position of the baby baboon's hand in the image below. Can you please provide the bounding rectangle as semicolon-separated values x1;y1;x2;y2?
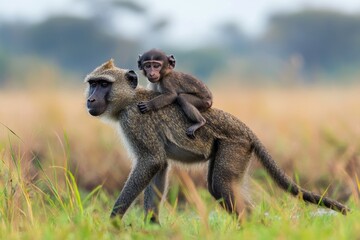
138;101;152;113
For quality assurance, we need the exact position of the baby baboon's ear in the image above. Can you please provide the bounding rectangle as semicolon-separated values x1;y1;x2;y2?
137;55;143;70
125;70;138;89
167;55;176;69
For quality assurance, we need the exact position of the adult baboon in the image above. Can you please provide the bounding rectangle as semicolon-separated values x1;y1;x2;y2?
85;59;349;223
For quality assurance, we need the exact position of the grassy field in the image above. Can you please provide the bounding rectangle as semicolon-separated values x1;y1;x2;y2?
0;85;359;239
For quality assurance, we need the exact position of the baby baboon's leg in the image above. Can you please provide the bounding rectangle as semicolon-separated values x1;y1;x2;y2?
177;93;212;111
177;93;211;138
144;164;169;223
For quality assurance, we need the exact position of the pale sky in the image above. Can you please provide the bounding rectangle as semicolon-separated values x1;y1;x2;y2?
1;0;360;45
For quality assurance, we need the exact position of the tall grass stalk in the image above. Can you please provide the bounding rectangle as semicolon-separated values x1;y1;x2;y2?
0;86;360;239
0;125;92;230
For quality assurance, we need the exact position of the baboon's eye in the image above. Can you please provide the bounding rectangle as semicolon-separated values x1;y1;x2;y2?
89;81;97;88
100;81;109;87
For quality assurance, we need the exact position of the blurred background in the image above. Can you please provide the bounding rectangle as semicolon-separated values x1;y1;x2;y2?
2;0;360;86
0;0;359;203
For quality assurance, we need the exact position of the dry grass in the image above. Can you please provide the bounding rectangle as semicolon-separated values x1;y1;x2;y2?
0;85;359;239
0;85;359;199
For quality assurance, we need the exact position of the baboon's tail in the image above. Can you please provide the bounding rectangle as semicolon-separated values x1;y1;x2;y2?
251;138;349;215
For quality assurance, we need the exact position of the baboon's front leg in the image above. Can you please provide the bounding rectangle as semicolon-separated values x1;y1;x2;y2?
144;163;169;223
110;160;163;218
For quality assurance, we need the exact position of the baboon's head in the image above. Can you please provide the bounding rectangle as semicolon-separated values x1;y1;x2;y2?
84;59;138;118
137;49;175;82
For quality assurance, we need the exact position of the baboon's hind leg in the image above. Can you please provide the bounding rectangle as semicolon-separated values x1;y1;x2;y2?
208;142;252;218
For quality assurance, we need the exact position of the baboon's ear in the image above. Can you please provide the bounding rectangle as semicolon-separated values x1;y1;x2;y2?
125;70;138;89
104;58;115;69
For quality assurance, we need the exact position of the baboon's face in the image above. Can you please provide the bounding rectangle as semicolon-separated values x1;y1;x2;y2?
86;79;112;116
137;49;176;82
141;60;163;82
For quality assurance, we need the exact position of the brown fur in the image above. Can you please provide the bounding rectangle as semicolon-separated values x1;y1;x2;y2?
138;49;213;138
85;60;349;223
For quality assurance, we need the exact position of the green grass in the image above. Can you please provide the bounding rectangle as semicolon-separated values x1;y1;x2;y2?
0;127;359;240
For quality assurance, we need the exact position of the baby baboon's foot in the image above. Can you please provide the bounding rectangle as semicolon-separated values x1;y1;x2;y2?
186;120;206;139
186;127;196;139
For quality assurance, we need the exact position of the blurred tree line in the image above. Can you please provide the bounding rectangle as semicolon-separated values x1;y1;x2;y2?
263;10;360;80
1;1;360;86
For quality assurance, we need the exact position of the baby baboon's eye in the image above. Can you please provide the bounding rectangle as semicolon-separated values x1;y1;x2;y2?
144;63;151;69
153;63;162;69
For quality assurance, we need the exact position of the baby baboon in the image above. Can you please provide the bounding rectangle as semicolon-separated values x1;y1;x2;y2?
137;49;213;138
85;59;349;223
